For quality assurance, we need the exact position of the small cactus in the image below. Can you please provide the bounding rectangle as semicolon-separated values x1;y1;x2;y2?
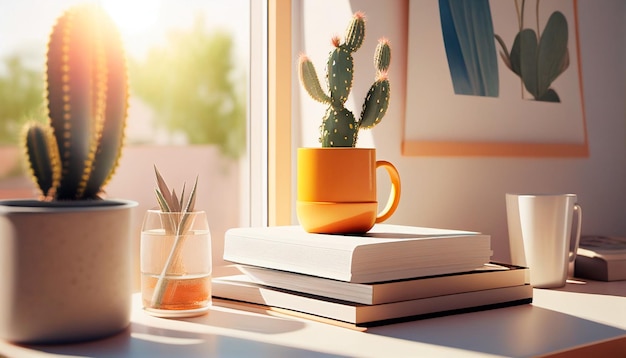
23;4;129;200
298;12;391;147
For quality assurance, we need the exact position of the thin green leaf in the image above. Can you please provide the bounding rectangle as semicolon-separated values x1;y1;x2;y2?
155;188;171;212
171;189;182;212
494;34;512;71
183;176;198;214
177;177;199;236
177;214;190;236
154;166;173;208
179;183;186;212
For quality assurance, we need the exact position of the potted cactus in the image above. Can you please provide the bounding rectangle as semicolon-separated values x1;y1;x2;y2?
298;11;391;147
0;4;136;343
296;12;400;233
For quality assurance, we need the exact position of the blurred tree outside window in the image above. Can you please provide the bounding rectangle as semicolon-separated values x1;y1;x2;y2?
0;55;44;146
130;15;246;159
0;0;248;178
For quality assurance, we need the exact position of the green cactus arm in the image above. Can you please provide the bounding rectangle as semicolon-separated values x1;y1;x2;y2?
46;6;93;200
44;4;128;200
23;122;61;199
81;8;129;199
298;55;331;104
374;38;391;74
320;105;358;147
359;78;390;129
327;45;354;105
345;12;366;52
299;11;391;147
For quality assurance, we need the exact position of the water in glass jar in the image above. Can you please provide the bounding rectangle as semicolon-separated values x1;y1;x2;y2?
141;273;211;313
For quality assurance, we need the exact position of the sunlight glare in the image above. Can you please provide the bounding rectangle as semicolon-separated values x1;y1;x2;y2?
101;0;161;36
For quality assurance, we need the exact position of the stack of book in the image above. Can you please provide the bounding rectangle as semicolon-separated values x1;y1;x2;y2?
214;225;532;327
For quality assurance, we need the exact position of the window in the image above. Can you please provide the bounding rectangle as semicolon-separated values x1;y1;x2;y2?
0;0;258;284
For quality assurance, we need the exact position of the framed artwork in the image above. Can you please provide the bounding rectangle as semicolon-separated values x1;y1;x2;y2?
402;0;587;157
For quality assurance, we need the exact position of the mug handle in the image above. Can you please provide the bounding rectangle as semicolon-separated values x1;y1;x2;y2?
569;204;583;263
375;160;401;223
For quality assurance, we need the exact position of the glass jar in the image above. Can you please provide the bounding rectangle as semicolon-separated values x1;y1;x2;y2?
140;210;212;317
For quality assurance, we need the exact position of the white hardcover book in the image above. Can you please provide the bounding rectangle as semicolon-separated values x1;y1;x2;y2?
212;274;533;325
223;225;492;283
238;263;528;305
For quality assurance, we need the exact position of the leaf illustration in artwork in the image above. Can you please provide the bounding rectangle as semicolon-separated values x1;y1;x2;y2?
495;10;570;102
517;29;540;98
439;0;499;97
536;11;569;99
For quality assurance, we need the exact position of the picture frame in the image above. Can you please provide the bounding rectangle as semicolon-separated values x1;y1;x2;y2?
402;0;587;157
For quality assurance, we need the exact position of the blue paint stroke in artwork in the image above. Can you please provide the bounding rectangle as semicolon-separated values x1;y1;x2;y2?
439;0;499;97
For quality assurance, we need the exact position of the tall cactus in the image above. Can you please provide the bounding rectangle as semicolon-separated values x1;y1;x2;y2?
23;4;129;200
298;12;391;147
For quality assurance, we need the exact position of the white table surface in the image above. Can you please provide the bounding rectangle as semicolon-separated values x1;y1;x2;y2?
1;278;625;358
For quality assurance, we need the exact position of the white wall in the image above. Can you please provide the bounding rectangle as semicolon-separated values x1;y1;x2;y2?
294;0;626;262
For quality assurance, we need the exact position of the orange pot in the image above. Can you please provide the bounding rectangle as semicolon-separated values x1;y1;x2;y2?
296;148;401;233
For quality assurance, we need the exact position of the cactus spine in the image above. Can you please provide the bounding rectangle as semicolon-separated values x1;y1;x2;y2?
298;12;391;147
23;4;129;200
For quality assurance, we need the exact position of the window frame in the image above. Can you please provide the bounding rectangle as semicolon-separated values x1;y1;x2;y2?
247;0;269;227
259;0;292;226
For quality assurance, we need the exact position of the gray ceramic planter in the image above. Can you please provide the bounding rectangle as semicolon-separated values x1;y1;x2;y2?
0;199;137;344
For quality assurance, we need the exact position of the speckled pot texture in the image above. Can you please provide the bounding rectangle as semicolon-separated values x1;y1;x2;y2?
0;199;137;344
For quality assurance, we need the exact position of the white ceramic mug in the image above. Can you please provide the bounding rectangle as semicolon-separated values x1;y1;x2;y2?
506;193;582;288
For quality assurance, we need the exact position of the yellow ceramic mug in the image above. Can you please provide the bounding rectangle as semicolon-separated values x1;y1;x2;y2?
296;148;401;234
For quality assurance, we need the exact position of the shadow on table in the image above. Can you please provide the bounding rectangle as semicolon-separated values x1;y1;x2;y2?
21;323;345;358
20;305;349;358
367;304;626;357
